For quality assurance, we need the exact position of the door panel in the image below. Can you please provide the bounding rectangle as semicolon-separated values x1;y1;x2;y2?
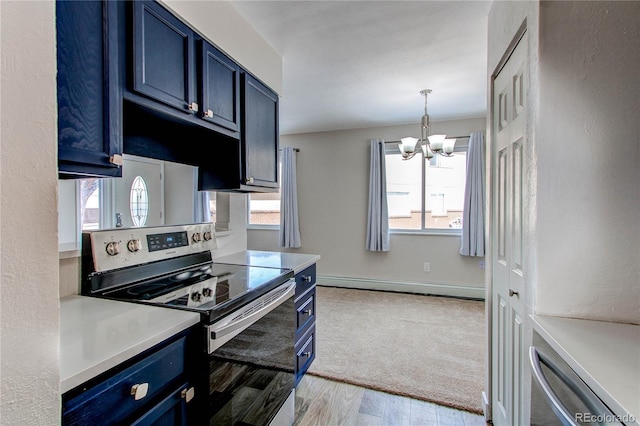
133;1;195;113
114;155;164;228
200;41;240;132
491;32;527;426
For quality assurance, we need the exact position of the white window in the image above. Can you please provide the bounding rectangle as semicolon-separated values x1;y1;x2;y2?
79;178;103;231
248;160;282;227
385;141;467;232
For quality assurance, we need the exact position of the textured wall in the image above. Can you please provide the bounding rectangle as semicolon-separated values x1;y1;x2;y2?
536;1;640;324
248;118;487;294
1;0;60;423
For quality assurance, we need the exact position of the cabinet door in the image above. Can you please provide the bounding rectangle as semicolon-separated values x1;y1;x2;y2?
130;383;191;426
57;0;122;178
132;1;196;114
242;74;279;189
199;41;240;132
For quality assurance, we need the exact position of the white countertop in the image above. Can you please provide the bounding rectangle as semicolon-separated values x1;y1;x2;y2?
60;296;200;393
215;250;320;274
531;315;640;425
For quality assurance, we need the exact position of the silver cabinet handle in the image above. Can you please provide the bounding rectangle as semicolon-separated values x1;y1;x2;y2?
509;289;519;297
246;177;254;184
131;383;149;401
302;308;313;316
205;109;213;118
302;352;312;357
188;102;199;112
301;275;312;283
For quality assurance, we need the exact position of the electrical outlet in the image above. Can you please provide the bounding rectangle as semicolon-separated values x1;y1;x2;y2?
479;260;485;270
423;262;431;273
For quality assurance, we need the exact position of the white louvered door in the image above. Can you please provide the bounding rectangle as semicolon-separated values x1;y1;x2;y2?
491;33;527;426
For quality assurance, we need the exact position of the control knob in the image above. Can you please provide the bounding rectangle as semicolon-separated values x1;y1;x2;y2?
105;241;120;256
127;239;142;253
203;231;212;241
191;292;202;303
202;287;213;298
192;232;202;243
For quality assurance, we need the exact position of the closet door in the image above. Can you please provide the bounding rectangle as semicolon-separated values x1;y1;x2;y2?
491;33;527;426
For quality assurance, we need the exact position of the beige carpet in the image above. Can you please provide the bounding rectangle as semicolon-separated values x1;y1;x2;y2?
307;286;485;414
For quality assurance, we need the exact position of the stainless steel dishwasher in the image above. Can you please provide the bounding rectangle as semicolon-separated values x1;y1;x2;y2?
530;331;627;426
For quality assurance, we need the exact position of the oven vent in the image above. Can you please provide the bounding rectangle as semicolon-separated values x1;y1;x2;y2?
229;286;290;323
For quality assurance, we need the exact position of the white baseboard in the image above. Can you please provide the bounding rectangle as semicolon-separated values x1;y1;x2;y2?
317;276;485;300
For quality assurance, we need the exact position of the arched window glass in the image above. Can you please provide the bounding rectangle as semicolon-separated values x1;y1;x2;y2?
130;176;149;227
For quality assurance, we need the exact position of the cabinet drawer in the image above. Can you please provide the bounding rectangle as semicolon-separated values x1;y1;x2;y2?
63;336;187;425
295;326;315;386
295;264;316;299
295;291;315;336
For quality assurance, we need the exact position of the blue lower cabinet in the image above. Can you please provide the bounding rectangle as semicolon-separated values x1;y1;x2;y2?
294;264;317;387
62;336;193;425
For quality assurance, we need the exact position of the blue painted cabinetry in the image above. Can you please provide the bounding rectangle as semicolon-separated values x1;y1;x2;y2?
132;1;196;115
56;0;122;178
294;264;317;386
200;40;241;132
62;333;195;425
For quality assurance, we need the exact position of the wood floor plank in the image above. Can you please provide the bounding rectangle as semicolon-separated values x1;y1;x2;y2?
382;393;411;426
295;375;485;426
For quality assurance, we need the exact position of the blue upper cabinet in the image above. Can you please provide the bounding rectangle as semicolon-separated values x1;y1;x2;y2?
242;74;279;189
57;0;122;178
199;41;240;132
132;1;196;114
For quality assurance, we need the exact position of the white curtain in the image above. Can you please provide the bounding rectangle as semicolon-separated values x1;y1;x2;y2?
279;147;302;248
366;139;389;252
460;131;485;256
195;191;211;223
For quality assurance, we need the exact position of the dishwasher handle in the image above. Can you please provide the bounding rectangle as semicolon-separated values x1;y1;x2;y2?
529;346;620;426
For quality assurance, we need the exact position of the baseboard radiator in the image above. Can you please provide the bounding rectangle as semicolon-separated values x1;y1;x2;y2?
317;276;485;300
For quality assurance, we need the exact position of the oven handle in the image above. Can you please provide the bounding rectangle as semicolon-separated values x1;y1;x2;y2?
208;279;296;341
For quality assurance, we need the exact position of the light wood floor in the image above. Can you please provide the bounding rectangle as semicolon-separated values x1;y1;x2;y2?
294;375;486;426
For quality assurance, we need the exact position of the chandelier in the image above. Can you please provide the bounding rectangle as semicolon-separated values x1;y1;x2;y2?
398;89;456;160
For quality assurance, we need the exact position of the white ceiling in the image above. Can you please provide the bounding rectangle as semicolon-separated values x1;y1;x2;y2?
229;1;492;135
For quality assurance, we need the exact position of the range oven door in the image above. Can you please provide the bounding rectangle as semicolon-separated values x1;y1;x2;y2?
205;279;296;426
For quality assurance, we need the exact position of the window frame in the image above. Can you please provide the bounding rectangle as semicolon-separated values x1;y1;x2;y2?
246;157;282;229
384;140;468;236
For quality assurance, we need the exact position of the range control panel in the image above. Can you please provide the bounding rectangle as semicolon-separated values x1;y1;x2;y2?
86;223;217;272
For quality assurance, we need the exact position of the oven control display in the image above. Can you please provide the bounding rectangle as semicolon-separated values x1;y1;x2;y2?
147;231;189;252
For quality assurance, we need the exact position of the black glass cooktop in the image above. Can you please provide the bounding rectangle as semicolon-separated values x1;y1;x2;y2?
101;262;293;323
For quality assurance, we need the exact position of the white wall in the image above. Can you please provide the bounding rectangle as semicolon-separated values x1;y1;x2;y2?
160;0;282;94
248;118;486;298
536;1;640;324
1;0;60;423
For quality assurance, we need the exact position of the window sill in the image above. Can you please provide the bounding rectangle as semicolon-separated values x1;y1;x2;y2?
247;225;279;231
391;229;462;237
59;242;81;259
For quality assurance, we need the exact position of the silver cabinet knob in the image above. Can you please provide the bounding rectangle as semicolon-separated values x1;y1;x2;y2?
509;289;519;297
109;154;123;166
188;102;199;112
181;387;195;403
302;352;312;358
302;309;313;316
205;109;214;118
131;383;149;400
301;276;312;283
246;177;254;184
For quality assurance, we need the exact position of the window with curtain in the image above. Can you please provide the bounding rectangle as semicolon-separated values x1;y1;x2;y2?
385;142;467;232
248;160;282;226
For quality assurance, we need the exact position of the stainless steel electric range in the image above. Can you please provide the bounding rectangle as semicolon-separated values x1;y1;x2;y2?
81;223;296;426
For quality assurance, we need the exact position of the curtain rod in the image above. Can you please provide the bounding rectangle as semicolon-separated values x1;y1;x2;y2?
279;148;300;152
